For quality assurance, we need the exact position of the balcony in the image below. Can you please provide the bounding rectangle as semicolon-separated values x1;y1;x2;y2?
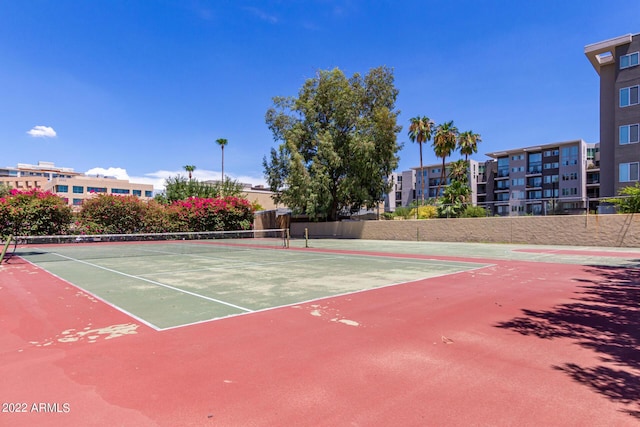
526;165;542;176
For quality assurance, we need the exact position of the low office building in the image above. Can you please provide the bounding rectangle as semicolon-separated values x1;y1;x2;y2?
0;161;154;208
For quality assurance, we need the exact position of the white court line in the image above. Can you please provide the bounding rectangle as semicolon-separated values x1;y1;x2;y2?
50;252;253;313
140;255;347;277
17;256;162;331
140;252;482;278
160;262;495;331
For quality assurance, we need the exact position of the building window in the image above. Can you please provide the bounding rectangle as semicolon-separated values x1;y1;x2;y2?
543;175;559;184
145;190;153;197
561;146;578;166
527;152;542;174
621;52;639;69
132;189;142;196
55;185;68;192
619;162;639;182
561;188;578;196
111;188;130;194
620;85;639;107
73;198;83;206
543;149;559;157
527;177;542;187
511;154;523;161
511;178;524;186
620;124;640;144
528;190;542;200
544;162;559;169
87;187;107;193
72;185;84;194
497;157;509;177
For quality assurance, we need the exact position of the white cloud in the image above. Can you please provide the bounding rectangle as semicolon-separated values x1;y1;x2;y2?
85;167;267;191
27;125;57;138
243;7;278;24
85;167;130;180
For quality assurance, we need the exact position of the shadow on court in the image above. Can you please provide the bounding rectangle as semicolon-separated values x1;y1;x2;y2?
496;264;640;418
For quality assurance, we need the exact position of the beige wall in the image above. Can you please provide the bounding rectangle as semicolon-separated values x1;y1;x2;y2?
243;190;280;211
291;214;640;248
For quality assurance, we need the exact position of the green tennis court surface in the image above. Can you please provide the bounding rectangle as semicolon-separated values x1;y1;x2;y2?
16;240;487;330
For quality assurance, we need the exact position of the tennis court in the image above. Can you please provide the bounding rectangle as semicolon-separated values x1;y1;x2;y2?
1;234;639;426
13;231;487;329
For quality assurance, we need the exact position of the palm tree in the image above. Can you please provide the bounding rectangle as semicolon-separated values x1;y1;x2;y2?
458;130;481;161
433;121;459;197
183;165;196;180
448;159;468;185
407;116;435;203
216;138;228;182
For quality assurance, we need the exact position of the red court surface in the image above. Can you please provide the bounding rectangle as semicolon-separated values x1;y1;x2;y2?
1;248;639;426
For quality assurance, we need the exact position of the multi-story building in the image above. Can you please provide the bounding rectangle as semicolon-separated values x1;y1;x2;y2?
585;33;640;197
414;160;480;202
485;140;595;216
384;170;416;212
0;161;154;208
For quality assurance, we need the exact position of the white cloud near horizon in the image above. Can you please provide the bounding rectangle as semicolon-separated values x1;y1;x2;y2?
85;167;267;191
27;125;57;138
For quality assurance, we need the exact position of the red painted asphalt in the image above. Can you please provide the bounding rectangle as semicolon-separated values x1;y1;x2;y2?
1;252;638;426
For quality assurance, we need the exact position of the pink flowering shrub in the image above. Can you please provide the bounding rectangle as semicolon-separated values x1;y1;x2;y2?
170;196;254;232
0;188;73;236
74;194;254;234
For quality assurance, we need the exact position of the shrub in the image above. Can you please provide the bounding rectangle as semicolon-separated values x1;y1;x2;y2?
411;205;438;219
0;188;73;236
606;183;640;213
170;196;254;232
76;194;148;234
460;206;488;218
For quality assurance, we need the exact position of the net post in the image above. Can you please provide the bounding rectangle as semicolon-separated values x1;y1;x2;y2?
1;235;14;264
305;228;309;248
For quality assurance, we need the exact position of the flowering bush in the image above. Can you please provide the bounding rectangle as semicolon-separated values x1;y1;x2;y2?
74;194;254;234
0;188;73;236
171;196;254;232
76;194;150;234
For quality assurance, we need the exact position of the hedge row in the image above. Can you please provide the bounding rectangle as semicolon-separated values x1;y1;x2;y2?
0;190;255;237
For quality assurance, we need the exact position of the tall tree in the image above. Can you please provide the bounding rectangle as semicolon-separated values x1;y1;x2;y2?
407;116;435;203
458;130;481;161
263;66;402;221
448;159;468;184
216;138;228;182
433;121;459;197
183;165;196;180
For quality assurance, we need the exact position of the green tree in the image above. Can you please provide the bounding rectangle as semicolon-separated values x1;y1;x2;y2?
157;175;245;204
433;121;459;197
263;66;402;221
458;130;481;160
183;165;196;180
607;182;640;213
408;116;435;204
448;159;468;184
216;138;228;182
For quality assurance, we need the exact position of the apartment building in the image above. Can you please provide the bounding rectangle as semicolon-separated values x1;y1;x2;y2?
384;169;416;212
0;161;154;208
585;33;640;197
485;140;595;216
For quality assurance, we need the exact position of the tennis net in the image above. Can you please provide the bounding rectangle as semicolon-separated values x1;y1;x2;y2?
10;228;289;263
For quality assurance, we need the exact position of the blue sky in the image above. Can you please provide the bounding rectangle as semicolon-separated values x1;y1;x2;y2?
1;1;639;190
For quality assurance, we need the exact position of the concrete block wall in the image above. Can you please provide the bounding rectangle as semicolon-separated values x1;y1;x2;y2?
290;214;640;247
